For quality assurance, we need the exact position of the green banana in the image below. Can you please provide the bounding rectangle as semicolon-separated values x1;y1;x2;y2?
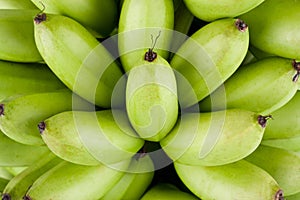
2;153;62;200
170;18;249;108
0;167;13;193
245;145;300;196
4;167;27;177
31;0;118;38
183;0;265;22
199;57;299;115
118;0;174;72
0;60;66;102
262;136;300;152
0;90;94;146
24;160;129;200
286;191;300;200
0;9;43;62
0;0;37;9
39;109;144;166
101;154;154;200
140;183;198;200
160;109;268;166
239;0;300;60
34;13;123;108
126;54;178;142
174;160;283;200
0;130;50;167
262;91;300;139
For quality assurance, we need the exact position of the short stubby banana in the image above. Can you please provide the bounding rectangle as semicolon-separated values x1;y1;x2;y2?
118;0;174;72
34;13;123;108
0;90;93;146
126;53;178;142
174;160;283;200
170;18;249;108
160;109;268;166
239;0;300;60
31;0;118;37
0;9;42;62
39;110;144;166
0;0;37;9
199;57;299;115
183;0;265;22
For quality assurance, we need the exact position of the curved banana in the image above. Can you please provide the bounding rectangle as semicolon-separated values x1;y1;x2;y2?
245;145;300;196
2;153;62;200
263;91;300;139
30;0;118;38
183;0;265;22
0;90;93;146
174;160;283;200
262;136;300;152
118;0;174;72
140;183;198;200
199;57;299;115
0;9;42;62
161;109;268;166
34;13;123;108
102;154;154;200
0;0;37;9
39;109;144;166
126;54;178;142
239;0;300;60
24;160;129;200
0;60;66;102
170;18;249;108
0;130;50;167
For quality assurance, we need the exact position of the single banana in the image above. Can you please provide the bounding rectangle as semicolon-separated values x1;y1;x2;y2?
0;60;66;102
34;13;123;108
2;153;62;200
239;0;300;60
24;160;129;200
118;0;174;72
183;0;265;22
262;91;300;139
160;109;269;166
174;160;283;200
39;109;144;166
245;145;300;196
199;57;299;115
101;154;154;200
0;90;94;146
126;53;178;142
0;9;43;62
262;136;300;152
170;18;249;108
0;0;37;9
140;183;198;200
0;130;50;167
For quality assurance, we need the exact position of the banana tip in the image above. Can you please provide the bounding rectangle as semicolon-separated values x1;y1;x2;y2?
34;13;47;24
23;195;32;200
235;19;248;32
258;115;273;128
0;104;4;116
38;121;46;134
275;189;284;200
1;193;11;200
292;60;300;82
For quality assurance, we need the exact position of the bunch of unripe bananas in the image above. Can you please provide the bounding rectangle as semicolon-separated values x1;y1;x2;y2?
0;0;299;199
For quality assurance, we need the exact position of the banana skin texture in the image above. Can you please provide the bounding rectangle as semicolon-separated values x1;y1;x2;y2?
0;0;37;9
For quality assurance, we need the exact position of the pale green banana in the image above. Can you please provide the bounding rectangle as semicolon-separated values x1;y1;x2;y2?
39;109;144;166
161;109;268;166
0;0;37;9
245;145;300;196
31;0;118;37
0;130;50;167
24;160;129;200
199;57;299;115
101;154;154;200
0;9;43;62
34;13;123;108
2;153;62;200
263;91;300;139
170;18;249;108
140;183;198;200
239;0;300;60
118;0;174;72
0;60;66;102
262;136;300;152
0;90;93;146
174;160;283;200
183;0;265;22
126;54;178;142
